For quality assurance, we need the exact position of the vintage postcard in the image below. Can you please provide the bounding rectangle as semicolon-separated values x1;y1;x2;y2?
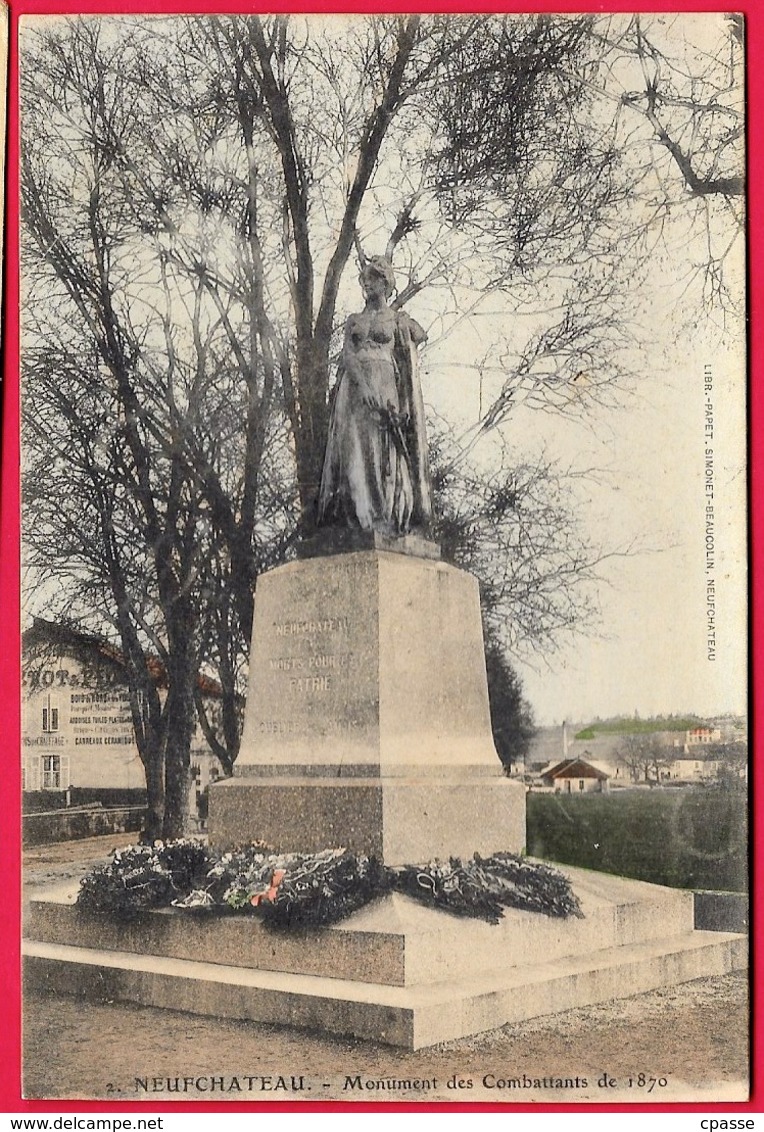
16;9;748;1108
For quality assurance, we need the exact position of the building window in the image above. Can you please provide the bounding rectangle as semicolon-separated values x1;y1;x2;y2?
41;755;70;790
23;758;41;791
42;694;59;733
42;755;60;789
579;779;585;791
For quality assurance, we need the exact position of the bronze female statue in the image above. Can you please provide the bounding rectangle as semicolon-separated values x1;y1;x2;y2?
317;256;433;535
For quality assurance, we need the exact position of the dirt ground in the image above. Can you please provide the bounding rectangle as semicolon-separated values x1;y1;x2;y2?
22;835;751;1105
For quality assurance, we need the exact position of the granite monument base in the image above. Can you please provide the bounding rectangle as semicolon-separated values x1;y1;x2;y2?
208;548;525;862
209;771;524;864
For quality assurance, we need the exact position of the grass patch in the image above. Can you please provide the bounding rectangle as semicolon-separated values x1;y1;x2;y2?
572;716;703;739
527;787;747;893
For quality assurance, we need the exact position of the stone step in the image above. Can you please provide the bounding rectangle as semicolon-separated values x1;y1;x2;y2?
25;864;696;988
23;929;746;1051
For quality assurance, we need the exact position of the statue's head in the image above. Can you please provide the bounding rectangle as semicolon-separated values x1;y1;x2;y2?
361;255;396;300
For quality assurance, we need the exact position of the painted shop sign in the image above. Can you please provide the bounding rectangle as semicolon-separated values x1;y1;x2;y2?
22;664;123;692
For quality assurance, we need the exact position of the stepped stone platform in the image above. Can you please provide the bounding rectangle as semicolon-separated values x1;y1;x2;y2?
23;864;746;1050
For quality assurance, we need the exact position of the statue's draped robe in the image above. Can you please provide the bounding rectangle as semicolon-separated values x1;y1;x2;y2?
317;309;433;534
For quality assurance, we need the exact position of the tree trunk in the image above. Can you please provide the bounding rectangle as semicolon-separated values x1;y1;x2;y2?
294;334;332;524
161;611;198;840
162;689;195;840
142;748;165;842
230;528;256;641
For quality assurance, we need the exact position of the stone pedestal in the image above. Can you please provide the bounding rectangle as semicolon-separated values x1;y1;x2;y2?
209;549;525;864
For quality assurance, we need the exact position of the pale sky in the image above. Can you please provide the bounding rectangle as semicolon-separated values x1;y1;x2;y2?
409;12;748;727
422;308;747;727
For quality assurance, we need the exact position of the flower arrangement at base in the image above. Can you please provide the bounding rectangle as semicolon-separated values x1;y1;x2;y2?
191;845;391;928
76;841;581;927
76;839;211;920
237;848;391;930
391;853;583;923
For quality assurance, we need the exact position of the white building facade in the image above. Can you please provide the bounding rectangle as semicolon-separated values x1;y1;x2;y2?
23;620;226;807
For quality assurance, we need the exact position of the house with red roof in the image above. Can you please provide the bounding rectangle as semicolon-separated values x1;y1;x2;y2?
540;755;610;794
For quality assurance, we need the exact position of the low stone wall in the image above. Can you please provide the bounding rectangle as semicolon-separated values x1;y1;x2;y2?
23;805;146;847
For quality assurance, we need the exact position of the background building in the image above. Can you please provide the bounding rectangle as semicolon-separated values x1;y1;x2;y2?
540;756;610;794
22;619;226;811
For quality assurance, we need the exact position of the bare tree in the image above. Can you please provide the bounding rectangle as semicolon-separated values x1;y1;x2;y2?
21;20;301;833
430;424;636;656
616;733;674;784
592;14;744;322
21;14;744;832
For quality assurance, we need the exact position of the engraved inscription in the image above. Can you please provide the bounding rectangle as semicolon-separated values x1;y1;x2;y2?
269;653;353;672
259;719;306;735
273;617;350;637
323;719;360;733
254;607;374;744
308;653;350;669
289;675;332;694
269;657;305;671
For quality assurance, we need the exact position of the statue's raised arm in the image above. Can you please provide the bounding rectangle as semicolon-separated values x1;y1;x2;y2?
317;256;433;536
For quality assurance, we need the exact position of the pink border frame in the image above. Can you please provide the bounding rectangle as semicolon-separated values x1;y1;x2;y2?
1;0;758;1114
